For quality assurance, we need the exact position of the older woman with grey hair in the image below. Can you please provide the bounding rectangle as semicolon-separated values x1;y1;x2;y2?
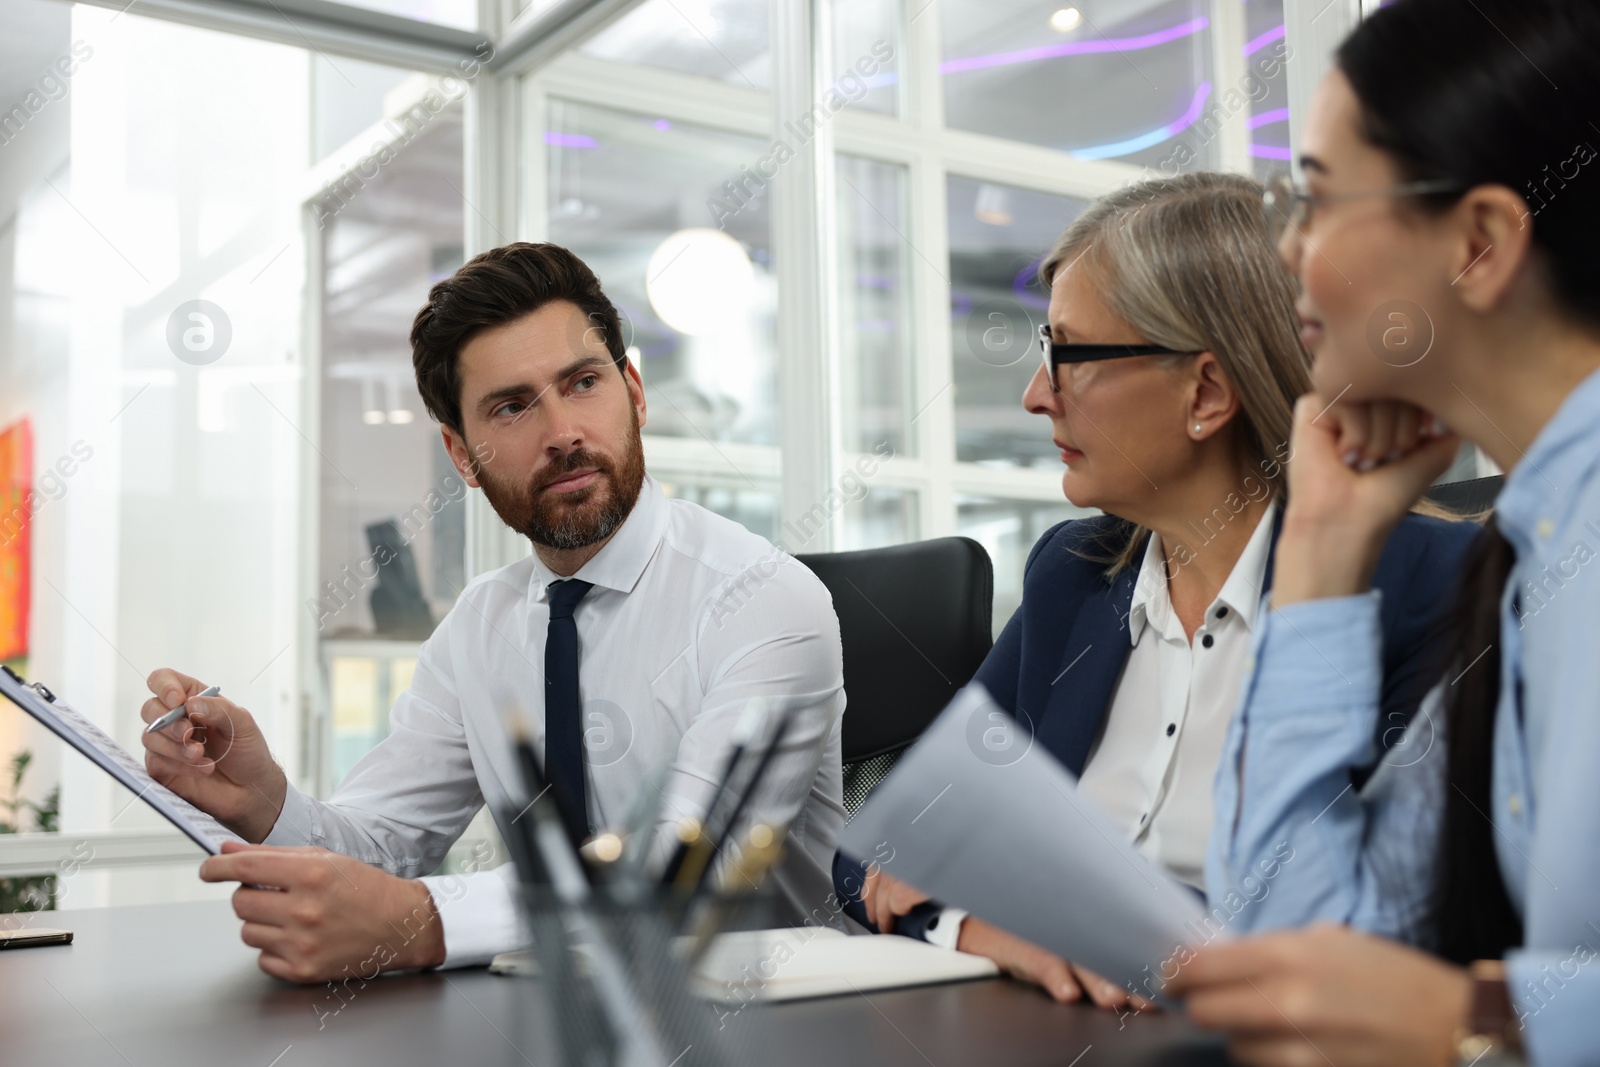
839;170;1476;1009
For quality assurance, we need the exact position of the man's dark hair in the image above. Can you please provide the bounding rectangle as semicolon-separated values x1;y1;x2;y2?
410;242;628;433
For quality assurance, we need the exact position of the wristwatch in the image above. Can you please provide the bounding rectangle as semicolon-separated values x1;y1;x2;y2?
1455;960;1526;1066
921;906;967;951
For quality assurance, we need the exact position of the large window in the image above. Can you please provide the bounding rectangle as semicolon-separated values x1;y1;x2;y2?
312;87;468;794
525;0;1287;635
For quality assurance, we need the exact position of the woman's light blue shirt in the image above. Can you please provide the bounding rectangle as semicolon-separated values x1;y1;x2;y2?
1207;367;1600;1066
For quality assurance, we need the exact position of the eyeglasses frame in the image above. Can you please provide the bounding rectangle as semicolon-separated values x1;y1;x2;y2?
1262;172;1465;243
1037;323;1202;393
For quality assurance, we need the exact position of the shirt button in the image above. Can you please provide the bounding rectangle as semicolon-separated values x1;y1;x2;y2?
1536;518;1554;539
1201;634;1215;649
1215;606;1229;618
1508;793;1523;817
1166;723;1176;737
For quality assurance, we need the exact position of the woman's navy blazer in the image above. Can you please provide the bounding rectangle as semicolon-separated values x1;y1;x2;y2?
835;508;1480;937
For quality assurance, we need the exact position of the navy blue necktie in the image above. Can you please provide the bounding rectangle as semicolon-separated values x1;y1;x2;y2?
544;578;593;845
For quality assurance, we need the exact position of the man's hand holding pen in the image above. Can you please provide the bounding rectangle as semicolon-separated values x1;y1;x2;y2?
141;667;444;984
139;667;287;843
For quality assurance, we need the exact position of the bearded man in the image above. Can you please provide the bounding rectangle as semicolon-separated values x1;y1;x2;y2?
139;243;846;981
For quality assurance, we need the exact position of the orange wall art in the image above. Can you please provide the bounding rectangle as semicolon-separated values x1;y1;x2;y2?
0;418;33;664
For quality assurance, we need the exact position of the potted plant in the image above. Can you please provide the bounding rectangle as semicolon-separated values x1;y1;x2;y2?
0;751;60;913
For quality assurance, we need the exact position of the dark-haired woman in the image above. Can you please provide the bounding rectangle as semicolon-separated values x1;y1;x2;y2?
1170;2;1600;1065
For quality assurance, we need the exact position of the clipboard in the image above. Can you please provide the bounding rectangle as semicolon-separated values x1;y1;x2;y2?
0;664;244;855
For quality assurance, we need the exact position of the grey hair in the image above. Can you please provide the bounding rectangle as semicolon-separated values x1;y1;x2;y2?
1039;171;1312;575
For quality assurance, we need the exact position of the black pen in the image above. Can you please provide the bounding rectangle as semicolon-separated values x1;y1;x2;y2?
659;702;766;884
504;721;554;887
692;708;796;897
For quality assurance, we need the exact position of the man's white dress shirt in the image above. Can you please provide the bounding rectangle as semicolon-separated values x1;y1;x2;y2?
1077;502;1275;888
264;475;847;966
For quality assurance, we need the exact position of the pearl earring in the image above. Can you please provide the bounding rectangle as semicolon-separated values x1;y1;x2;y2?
1194;423;1203;434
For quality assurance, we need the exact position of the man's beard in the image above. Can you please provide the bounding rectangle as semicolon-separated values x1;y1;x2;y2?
474;408;647;552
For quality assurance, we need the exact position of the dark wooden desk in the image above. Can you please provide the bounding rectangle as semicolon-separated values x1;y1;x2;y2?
0;902;1233;1066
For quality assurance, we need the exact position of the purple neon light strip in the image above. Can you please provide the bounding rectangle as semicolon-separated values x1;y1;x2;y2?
1242;24;1285;57
1247;107;1289;129
544;132;597;148
1071;80;1211;160
940;17;1208;76
1249;144;1292;160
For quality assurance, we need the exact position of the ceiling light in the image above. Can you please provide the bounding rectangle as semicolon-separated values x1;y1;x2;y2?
646;228;755;336
1050;7;1082;33
387;409;414;424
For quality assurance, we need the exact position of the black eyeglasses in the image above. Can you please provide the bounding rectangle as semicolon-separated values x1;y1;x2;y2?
1038;324;1200;392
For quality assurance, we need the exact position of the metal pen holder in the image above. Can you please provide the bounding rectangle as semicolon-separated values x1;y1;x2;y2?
514;882;779;1067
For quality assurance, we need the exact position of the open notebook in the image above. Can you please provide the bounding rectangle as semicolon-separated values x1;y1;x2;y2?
490;927;997;1002
691;927;997;1002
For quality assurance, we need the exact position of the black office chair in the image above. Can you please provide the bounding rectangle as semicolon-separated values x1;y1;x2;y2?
797;537;994;817
1425;474;1502;517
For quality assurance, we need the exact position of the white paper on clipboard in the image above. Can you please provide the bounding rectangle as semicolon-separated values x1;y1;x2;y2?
0;667;244;854
839;683;1212;1002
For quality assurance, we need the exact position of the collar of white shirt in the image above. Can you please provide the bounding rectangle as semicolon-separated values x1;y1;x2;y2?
527;473;670;599
1127;500;1278;646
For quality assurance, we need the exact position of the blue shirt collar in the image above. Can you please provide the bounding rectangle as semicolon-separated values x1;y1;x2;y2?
1494;365;1600;556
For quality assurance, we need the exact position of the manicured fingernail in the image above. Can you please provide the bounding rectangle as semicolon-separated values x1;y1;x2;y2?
1358;457;1377;472
1432;416;1450;435
1342;449;1360;467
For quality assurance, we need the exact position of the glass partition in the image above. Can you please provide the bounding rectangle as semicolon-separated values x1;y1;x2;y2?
838;154;915;457
581;0;772;88
947;175;1089;468
939;0;1216;169
957;494;1086;636
546;99;780;448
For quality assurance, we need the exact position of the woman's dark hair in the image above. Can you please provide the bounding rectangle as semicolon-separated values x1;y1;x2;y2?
1338;0;1600;963
410;242;628;433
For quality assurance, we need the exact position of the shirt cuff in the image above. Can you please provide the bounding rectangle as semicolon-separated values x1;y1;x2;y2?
421;864;527;969
260;781;319;846
921;907;967;950
1505;946;1600;1067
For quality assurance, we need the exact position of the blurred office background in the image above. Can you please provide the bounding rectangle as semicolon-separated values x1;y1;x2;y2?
0;0;1484;908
